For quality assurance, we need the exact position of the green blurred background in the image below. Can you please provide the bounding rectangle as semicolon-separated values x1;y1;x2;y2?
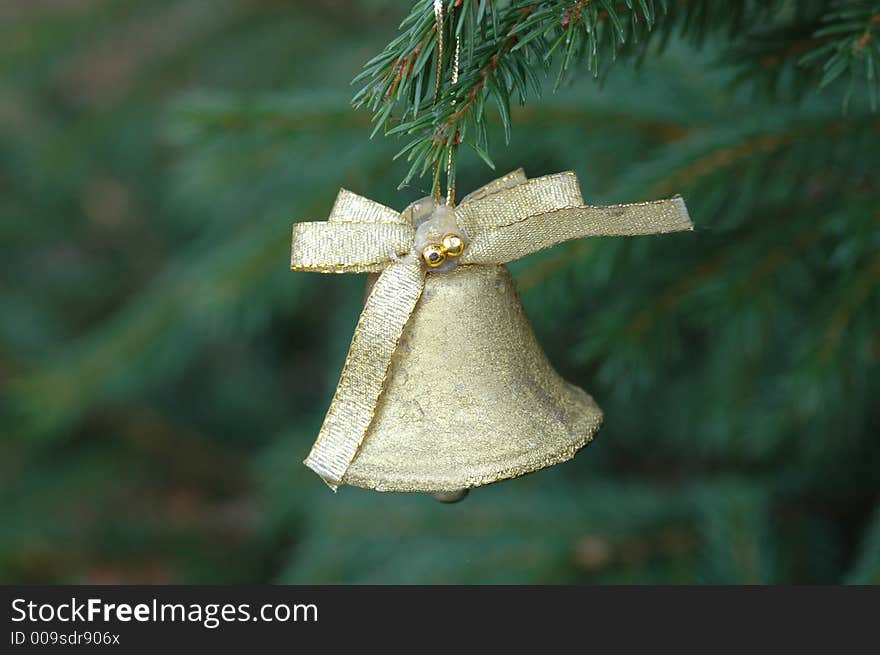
1;0;878;584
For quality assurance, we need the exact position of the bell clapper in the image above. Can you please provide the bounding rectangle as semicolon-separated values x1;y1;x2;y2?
431;489;470;504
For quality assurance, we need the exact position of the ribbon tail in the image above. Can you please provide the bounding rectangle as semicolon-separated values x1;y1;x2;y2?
303;259;425;490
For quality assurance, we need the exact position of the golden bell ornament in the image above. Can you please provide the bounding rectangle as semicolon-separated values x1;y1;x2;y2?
290;169;693;496
346;263;603;492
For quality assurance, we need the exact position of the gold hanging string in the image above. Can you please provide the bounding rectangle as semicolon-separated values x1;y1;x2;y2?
433;0;444;107
431;1;460;206
432;0;445;202
446;33;460;206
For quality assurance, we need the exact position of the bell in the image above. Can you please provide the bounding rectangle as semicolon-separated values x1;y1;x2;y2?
293;172;690;496
342;263;603;494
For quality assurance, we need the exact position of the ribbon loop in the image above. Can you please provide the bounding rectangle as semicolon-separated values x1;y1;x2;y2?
291;169;693;489
291;221;414;273
454;172;583;237
329;189;401;223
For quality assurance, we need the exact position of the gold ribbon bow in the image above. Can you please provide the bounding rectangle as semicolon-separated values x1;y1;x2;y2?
291;169;692;489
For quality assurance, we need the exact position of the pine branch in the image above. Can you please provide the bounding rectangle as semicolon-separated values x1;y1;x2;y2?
353;0;660;189
799;0;880;110
353;0;880;187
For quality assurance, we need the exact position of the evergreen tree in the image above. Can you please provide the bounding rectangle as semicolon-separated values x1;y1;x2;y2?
1;0;878;583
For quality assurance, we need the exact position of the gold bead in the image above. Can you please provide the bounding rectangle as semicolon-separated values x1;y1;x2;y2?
422;243;447;268
441;233;465;258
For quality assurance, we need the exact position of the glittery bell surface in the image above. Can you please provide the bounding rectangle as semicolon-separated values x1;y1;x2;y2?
343;264;603;493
